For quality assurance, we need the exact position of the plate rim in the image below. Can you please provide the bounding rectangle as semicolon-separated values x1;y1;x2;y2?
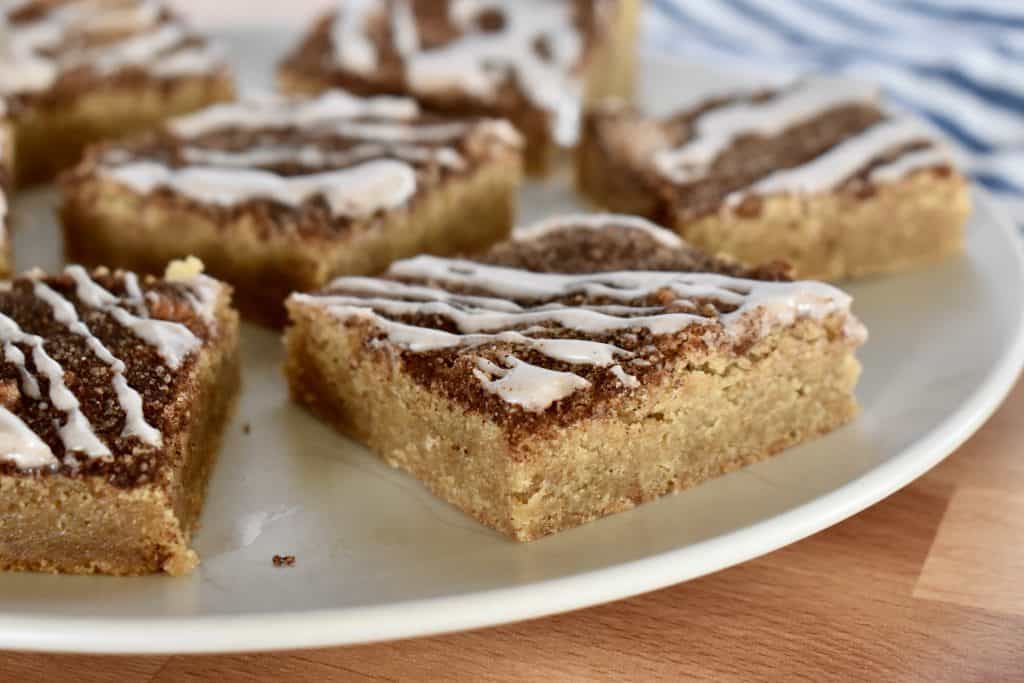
0;187;1021;655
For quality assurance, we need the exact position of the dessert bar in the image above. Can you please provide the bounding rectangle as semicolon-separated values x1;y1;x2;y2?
1;0;234;184
577;78;970;280
279;0;642;174
285;214;866;541
60;89;523;326
0;259;239;575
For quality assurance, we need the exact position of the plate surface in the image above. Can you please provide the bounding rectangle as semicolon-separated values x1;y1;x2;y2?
1;25;1023;655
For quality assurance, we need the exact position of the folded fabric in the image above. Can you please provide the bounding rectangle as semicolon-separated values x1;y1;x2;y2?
645;0;1024;228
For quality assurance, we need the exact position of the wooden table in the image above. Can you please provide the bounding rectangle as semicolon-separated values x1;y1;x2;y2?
5;379;1024;681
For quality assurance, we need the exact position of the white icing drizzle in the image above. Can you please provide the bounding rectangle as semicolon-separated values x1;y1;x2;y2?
329;0;592;146
105;90;520;220
322;119;479;143
33;281;162;446
122;271;145;311
868;145;951;183
3;343;39;399
730;117;935;199
0;313;110;461
149;43;222;78
295;225;866;412
654;78;880;184
172;273;222;326
0;406;57;468
391;0;419;58
101;159;418;219
609;364;640;389
65;265;201;371
0;0;224;96
514;213;684;248
85;23;186;73
473;356;590;412
169;90;420;139
180;142;466;172
330;0;381;75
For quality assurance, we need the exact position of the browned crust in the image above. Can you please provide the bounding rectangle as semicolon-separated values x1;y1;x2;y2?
0;287;240;575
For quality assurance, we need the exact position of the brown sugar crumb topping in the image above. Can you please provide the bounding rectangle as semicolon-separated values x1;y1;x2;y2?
292;215;864;439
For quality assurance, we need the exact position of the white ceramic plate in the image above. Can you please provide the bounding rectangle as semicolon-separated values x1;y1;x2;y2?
1;23;1023;655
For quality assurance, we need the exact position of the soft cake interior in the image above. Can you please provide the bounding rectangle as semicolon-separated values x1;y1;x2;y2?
0;282;239;576
286;296;860;542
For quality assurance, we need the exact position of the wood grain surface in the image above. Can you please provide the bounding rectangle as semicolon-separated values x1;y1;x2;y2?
4;378;1024;681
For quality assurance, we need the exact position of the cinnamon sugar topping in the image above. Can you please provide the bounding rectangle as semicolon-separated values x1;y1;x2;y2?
0;0;226;102
0;266;224;475
600;77;955;216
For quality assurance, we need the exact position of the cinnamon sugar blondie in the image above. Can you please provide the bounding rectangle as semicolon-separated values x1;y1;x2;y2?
279;0;642;175
1;0;234;185
577;78;971;280
285;214;865;541
59;89;524;326
0;260;239;576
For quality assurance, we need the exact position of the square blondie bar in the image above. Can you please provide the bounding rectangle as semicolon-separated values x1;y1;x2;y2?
285;214;865;541
60;89;524;326
279;0;642;174
1;0;234;185
577;78;971;280
0;260;239;575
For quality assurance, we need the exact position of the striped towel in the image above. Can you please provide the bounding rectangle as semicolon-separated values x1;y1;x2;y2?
645;0;1024;228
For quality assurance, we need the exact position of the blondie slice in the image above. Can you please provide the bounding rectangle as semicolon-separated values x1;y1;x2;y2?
1;0;234;185
279;0;642;174
60;89;523;326
577;78;971;280
285;214;865;541
0;260;239;575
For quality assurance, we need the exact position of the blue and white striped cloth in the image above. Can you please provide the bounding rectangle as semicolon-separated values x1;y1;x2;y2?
644;0;1024;228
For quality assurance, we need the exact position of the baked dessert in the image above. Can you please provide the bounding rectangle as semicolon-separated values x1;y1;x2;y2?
1;0;234;185
0;259;240;576
285;213;866;541
279;0;642;174
577;78;971;280
59;89;524;327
